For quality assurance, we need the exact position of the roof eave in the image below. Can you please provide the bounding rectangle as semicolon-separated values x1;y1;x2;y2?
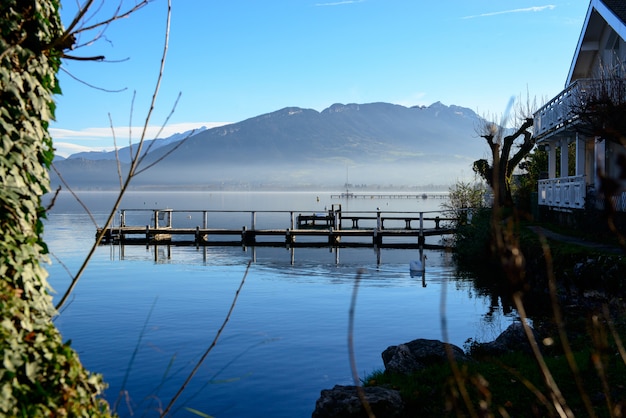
566;0;626;86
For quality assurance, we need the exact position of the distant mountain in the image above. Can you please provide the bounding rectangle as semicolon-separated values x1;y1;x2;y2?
51;102;489;189
66;126;208;163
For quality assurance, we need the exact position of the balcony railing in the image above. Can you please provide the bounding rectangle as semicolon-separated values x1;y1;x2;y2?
538;175;586;209
533;79;597;140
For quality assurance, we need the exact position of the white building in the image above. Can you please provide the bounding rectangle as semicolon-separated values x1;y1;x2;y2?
534;0;626;213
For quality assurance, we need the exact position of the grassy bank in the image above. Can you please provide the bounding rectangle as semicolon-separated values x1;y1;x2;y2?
363;208;626;416
366;338;626;417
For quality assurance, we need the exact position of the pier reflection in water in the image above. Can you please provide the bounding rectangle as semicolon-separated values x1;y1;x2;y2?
45;191;515;418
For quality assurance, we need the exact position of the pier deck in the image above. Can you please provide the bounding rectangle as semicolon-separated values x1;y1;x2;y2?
97;208;459;249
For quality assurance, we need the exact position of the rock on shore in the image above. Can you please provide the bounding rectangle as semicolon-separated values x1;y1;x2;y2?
312;322;532;417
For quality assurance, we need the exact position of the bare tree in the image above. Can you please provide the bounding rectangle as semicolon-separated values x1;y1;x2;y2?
473;95;537;208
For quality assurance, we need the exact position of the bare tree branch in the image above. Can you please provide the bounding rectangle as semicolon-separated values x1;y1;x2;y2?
60;53;105;61
55;0;171;311
60;66;127;92
160;261;251;417
50;164;99;228
108;113;124;189
52;0;150;52
348;269;375;418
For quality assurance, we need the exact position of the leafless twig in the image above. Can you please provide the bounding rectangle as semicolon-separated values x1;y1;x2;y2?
160;261;251;417
347;269;375;418
50;164;98;228
55;0;172;311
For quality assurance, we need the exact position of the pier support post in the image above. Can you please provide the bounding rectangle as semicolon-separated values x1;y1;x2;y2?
242;226;255;246
373;229;382;246
286;228;295;245
418;212;424;246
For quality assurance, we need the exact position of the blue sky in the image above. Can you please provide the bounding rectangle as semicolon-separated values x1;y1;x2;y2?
51;0;589;157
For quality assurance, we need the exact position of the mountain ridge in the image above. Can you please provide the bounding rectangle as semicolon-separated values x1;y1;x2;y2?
51;101;488;189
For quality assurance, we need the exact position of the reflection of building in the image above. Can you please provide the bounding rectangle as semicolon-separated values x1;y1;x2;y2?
533;0;626;212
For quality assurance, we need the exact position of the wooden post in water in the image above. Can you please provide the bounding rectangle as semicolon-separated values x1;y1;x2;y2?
286;229;295;245
418;212;425;246
251;211;256;230
242;226;255;246
203;211;208;229
329;228;340;246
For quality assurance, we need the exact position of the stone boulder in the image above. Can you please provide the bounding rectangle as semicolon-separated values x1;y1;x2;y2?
471;322;538;356
312;384;404;418
381;338;469;375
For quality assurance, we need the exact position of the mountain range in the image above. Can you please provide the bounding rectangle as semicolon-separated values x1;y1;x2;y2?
51;102;489;190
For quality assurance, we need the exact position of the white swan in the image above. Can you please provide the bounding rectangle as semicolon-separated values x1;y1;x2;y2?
409;254;427;273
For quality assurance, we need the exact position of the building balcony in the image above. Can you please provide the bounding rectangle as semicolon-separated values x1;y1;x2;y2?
533;79;598;141
538;175;586;209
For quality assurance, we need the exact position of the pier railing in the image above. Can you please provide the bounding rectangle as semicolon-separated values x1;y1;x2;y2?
99;208;462;248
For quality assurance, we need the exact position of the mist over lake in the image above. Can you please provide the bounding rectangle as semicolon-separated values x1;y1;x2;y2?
51;102;488;190
45;191;516;417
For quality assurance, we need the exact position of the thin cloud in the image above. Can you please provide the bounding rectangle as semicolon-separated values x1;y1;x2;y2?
53;142;115;158
50;122;231;141
462;5;556;19
315;0;365;6
50;122;232;157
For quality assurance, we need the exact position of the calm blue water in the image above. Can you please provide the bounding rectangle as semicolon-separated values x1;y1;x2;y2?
44;191;516;417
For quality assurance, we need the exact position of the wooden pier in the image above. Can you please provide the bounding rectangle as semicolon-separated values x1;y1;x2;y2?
330;192;449;200
97;207;458;249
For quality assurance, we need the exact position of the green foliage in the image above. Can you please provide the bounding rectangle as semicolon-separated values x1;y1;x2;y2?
1;1;111;415
441;180;488;227
451;208;496;270
440;181;496;269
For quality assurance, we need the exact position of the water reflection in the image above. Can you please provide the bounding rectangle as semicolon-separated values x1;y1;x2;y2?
43;192;519;418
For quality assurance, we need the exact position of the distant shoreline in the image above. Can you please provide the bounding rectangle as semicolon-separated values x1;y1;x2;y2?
48;184;453;193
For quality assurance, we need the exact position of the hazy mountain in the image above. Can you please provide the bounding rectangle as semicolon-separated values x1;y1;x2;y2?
66;126;208;163
51;102;489;189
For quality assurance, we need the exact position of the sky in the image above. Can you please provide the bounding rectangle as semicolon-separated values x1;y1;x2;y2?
51;0;590;157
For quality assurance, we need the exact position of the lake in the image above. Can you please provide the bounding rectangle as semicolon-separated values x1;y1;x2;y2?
44;191;516;417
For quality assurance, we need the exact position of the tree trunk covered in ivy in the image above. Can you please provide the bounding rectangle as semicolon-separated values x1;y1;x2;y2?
1;1;111;415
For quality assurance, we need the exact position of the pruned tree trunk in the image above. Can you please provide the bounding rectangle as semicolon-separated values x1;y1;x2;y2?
474;117;534;208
